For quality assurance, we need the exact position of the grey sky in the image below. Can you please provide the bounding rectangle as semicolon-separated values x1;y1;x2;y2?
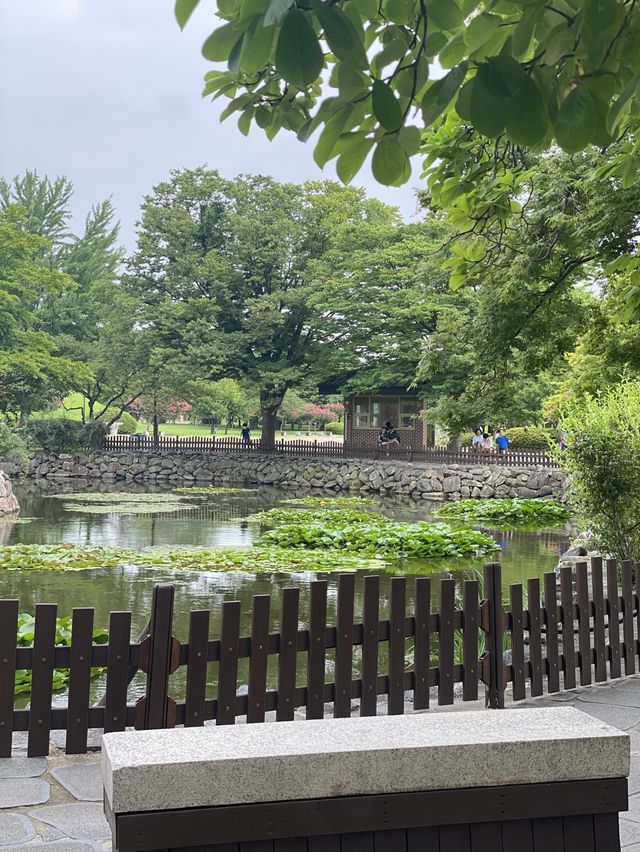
1;0;422;250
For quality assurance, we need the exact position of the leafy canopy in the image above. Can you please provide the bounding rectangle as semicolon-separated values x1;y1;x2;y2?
176;0;640;188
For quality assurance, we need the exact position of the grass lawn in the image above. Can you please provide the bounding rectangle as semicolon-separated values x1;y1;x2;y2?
135;422;343;442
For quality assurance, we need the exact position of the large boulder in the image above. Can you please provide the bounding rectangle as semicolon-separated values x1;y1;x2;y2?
0;471;19;516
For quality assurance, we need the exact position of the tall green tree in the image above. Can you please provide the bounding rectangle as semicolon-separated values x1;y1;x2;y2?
0;206;79;418
124;168;397;446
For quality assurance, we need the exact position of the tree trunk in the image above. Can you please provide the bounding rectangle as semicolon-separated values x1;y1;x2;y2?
260;386;287;450
152;396;159;449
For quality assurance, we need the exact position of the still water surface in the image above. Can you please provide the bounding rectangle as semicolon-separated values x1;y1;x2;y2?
0;482;571;703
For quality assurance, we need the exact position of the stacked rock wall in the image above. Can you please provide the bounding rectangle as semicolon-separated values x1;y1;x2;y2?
1;451;566;500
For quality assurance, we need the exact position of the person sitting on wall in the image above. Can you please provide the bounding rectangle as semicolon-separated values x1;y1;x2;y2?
378;421;400;455
472;427;484;451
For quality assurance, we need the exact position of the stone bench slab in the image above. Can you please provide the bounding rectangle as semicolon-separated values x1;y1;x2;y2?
103;707;629;815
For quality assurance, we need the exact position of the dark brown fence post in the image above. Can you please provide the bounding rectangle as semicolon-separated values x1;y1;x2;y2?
137;584;178;730
482;562;505;709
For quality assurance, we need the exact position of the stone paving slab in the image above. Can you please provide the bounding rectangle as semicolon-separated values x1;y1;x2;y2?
27;804;111;841
0;814;36;846
0;779;50;809
0;757;46;779
0;843;102;852
50;763;101;802
620;817;640;847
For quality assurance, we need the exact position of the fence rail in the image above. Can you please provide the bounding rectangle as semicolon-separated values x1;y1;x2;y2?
1;557;638;756
103;434;557;467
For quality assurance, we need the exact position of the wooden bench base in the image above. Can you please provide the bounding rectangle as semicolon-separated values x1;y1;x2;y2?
106;778;627;852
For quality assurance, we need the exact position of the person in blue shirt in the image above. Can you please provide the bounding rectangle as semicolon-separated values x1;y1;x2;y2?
495;430;510;454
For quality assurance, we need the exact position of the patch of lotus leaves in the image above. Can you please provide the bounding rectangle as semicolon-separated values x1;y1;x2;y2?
0;543;388;574
51;492;196;514
173;486;253;495
282;495;376;508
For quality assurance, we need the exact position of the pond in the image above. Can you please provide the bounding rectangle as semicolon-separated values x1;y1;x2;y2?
0;481;571;704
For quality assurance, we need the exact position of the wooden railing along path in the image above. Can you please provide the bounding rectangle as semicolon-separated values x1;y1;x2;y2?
0;558;637;756
104;434;557;468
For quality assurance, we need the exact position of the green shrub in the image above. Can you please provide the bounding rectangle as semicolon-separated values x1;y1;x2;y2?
324;420;344;435
557;381;640;562
112;411;138;434
460;432;474;448
26;418;107;453
507;427;552;451
0;422;27;460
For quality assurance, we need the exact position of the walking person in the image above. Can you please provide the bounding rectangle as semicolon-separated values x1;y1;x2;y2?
495;429;510;454
241;422;251;445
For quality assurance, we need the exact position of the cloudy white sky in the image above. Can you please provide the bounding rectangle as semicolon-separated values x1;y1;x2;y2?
1;0;422;249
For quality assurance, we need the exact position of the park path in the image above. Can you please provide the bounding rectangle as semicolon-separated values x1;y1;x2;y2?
2;678;640;850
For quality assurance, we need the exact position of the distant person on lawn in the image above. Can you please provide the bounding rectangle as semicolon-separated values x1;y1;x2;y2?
495;430;510;454
241;423;251;445
378;421;400;454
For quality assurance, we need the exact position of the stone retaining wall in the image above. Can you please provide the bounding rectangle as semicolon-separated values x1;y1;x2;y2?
1;452;566;500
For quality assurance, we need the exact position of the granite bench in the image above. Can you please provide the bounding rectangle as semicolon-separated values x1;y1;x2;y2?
103;707;629;852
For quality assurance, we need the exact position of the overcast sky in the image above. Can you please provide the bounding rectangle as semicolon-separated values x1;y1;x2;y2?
1;0;422;250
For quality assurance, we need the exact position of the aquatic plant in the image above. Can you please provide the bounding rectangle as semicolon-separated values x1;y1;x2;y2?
0;544;139;571
436;499;569;527
246;507;383;527
16;612;108;695
256;515;499;559
173;486;252;495
282;496;376;508
0;543;387;574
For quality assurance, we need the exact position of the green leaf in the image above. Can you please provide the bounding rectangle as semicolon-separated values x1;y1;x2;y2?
505;74;548;146
469;69;508;137
455;78;473;120
237;108;253;136
336;133;375;182
353;0;377;17
275;9;324;88
421;61;468;126
464;13;502;53
371;136;411;185
175;0;200;29
398;125;422;155
512;6;540;59
384;0;411;24
607;73;640;135
428;0;463;31
553;85;597;152
264;0;291;26
202;24;243;61
543;23;577;66
424;31;448;56
439;32;466;69
372;80;403;131
484;56;524;99
240;17;276;72
311;0;368;68
337;63;369;100
313;104;352;166
371;38;407;75
228;34;245;72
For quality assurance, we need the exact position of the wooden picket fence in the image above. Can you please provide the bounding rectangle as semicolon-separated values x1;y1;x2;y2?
0;558;636;757
104;434;557;467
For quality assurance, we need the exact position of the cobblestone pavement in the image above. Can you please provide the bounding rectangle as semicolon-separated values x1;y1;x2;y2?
2;678;640;850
